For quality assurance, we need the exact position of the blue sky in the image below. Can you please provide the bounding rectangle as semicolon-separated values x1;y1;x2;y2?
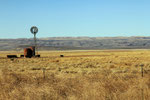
0;0;150;38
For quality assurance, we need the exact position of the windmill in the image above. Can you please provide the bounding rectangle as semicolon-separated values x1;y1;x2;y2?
23;26;40;58
30;26;38;56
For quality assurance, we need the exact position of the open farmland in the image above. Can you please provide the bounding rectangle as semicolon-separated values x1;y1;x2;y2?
0;50;150;100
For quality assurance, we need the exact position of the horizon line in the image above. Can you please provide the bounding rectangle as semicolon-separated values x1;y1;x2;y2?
1;36;150;39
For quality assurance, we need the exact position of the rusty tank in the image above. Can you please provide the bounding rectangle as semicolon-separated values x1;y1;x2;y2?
24;46;35;58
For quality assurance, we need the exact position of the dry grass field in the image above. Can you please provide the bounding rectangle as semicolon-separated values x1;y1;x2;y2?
0;50;150;100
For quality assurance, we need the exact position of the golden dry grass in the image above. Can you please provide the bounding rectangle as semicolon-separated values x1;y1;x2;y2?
0;50;150;100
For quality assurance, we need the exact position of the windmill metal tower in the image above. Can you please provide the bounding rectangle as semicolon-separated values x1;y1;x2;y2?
30;26;38;55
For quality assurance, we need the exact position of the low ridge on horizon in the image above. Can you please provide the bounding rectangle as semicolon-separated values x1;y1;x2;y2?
1;36;150;51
